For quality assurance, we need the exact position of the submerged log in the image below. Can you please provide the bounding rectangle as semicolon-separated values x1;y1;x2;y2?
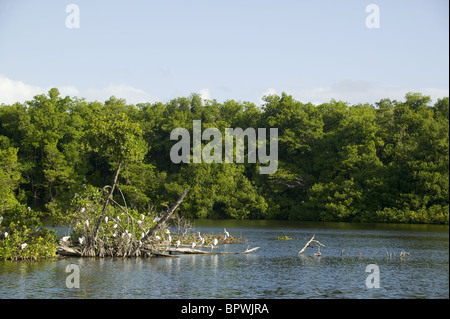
56;245;259;257
142;248;179;258
166;246;260;255
57;245;82;257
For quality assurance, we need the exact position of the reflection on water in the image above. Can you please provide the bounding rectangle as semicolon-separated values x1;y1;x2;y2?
0;221;448;299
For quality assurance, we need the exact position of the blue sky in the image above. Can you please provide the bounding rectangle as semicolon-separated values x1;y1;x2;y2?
0;0;448;105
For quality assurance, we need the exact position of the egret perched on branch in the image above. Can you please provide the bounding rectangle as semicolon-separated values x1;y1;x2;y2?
213;238;218;246
191;241;196;249
176;240;181;248
224;228;230;239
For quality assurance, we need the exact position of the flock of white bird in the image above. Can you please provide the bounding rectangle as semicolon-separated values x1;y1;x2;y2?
2;210;232;254
0;216;20;248
59;221;232;252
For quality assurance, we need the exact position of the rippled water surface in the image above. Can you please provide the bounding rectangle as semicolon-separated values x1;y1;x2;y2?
1;221;448;299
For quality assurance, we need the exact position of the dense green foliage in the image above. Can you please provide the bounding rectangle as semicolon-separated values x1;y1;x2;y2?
0;206;57;260
0;89;448;226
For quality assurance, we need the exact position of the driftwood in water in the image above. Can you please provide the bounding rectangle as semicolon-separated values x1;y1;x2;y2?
297;234;325;255
57;245;81;256
141;248;178;258
166;246;260;255
57;244;259;257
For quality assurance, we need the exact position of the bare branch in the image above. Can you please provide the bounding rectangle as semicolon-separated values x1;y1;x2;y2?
298;234;325;255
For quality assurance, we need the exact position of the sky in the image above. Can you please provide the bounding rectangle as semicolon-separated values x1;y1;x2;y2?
0;0;448;106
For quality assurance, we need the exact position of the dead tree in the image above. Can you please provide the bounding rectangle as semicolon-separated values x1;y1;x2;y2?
297;234;325;256
130;189;188;256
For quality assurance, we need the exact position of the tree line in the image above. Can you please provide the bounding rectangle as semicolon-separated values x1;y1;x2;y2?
1;89;448;224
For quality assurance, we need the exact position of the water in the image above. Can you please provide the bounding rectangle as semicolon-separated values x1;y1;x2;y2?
0;221;448;299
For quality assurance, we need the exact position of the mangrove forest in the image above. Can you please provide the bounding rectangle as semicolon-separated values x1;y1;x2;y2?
0;89;448;260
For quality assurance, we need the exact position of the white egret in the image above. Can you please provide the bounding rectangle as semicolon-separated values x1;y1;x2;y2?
224;228;230;239
78;237;84;245
0;216;3;223
21;243;27;249
80;207;85;213
122;231;131;239
191;241;196;249
210;243;214;251
168;234;172;243
105;216;109;223
113;224;118;229
176;240;181;248
85;220;89;227
197;231;205;245
155;235;161;240
61;236;70;243
137;220;142;225
27;207;31;212
213;238;218;246
4;232;8;238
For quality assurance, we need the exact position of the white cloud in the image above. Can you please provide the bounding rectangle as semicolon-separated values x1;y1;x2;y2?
261;81;449;105
0;75;45;104
0;75;154;105
199;88;211;101
59;85;80;97
0;75;81;104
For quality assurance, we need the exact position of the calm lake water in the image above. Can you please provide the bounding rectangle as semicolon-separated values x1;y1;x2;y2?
0;220;448;299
